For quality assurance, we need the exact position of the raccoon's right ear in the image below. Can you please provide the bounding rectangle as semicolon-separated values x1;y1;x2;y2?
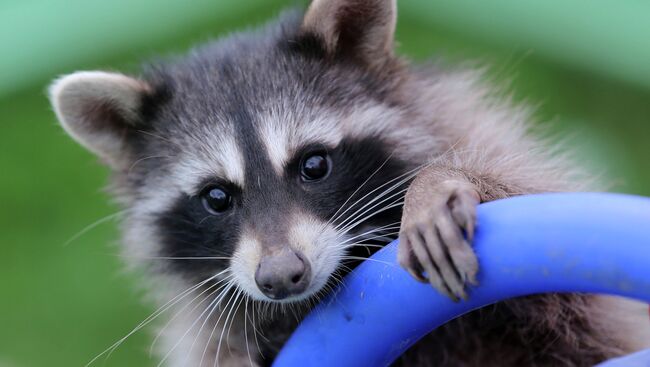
48;71;152;169
301;0;397;69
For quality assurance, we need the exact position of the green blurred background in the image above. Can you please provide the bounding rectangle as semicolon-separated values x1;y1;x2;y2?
1;1;648;366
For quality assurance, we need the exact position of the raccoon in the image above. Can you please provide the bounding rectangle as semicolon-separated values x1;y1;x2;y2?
48;0;650;366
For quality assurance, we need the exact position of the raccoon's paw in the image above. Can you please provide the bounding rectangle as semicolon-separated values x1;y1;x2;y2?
398;180;480;301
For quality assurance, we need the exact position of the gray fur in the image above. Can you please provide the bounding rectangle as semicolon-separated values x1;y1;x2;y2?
49;1;649;366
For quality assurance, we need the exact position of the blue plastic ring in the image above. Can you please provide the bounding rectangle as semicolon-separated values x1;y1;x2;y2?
274;193;650;366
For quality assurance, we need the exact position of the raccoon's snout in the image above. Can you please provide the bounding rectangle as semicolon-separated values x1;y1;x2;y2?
255;248;312;300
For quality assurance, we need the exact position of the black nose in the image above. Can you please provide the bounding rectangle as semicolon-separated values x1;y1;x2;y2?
255;248;312;300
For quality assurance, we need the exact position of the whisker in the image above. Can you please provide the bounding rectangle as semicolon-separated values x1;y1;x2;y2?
86;271;222;366
333;170;411;232
137;130;176;145
342;231;400;249
181;291;226;367
337;222;401;246
339;197;404;239
198;214;216;226
158;279;235;367
200;282;237;367
339;229;399;248
341;256;397;267
112;276;225;360
121;256;232;261
128;154;171;175
326;152;396;226
64;210;129;247
243;297;255;367
337;199;405;236
333;178;410;235
225;291;246;353
249;301;267;351
184;279;235;366
330;160;427;231
212;287;242;367
329;140;476;237
153;274;233;361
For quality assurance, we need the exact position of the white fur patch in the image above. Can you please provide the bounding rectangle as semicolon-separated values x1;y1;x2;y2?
258;106;344;174
258;102;407;175
171;134;247;196
258;117;291;175
230;230;266;300
217;138;247;186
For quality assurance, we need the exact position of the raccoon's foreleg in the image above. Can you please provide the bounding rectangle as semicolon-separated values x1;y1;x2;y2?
398;165;521;300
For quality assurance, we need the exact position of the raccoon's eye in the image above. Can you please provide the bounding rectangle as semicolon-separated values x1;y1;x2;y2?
201;187;231;214
300;153;330;181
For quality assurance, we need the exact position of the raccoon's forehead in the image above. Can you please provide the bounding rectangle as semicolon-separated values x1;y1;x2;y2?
146;97;401;196
134;17;408;196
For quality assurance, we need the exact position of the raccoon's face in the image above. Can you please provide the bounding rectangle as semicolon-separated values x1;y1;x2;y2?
49;0;425;304
148;126;409;303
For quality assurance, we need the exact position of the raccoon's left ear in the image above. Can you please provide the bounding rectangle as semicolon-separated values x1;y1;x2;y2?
301;0;397;69
49;71;152;169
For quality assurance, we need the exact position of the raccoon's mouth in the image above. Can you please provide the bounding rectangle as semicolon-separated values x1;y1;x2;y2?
228;200;403;305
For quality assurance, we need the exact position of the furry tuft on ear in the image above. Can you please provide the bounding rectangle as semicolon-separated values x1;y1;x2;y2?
48;71;151;169
301;0;397;69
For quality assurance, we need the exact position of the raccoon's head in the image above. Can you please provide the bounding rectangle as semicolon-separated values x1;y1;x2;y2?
49;0;431;304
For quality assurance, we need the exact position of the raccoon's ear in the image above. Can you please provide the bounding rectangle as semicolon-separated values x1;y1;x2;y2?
48;71;152;169
301;0;397;68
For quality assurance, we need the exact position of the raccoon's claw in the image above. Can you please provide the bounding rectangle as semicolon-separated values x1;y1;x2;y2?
398;180;480;301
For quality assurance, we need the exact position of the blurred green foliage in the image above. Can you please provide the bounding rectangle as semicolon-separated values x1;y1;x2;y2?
0;1;648;366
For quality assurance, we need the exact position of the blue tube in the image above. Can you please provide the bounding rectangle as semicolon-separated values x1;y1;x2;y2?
274;193;650;367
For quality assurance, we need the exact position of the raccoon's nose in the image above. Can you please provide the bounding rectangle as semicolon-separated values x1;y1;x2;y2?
255;248;312;300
